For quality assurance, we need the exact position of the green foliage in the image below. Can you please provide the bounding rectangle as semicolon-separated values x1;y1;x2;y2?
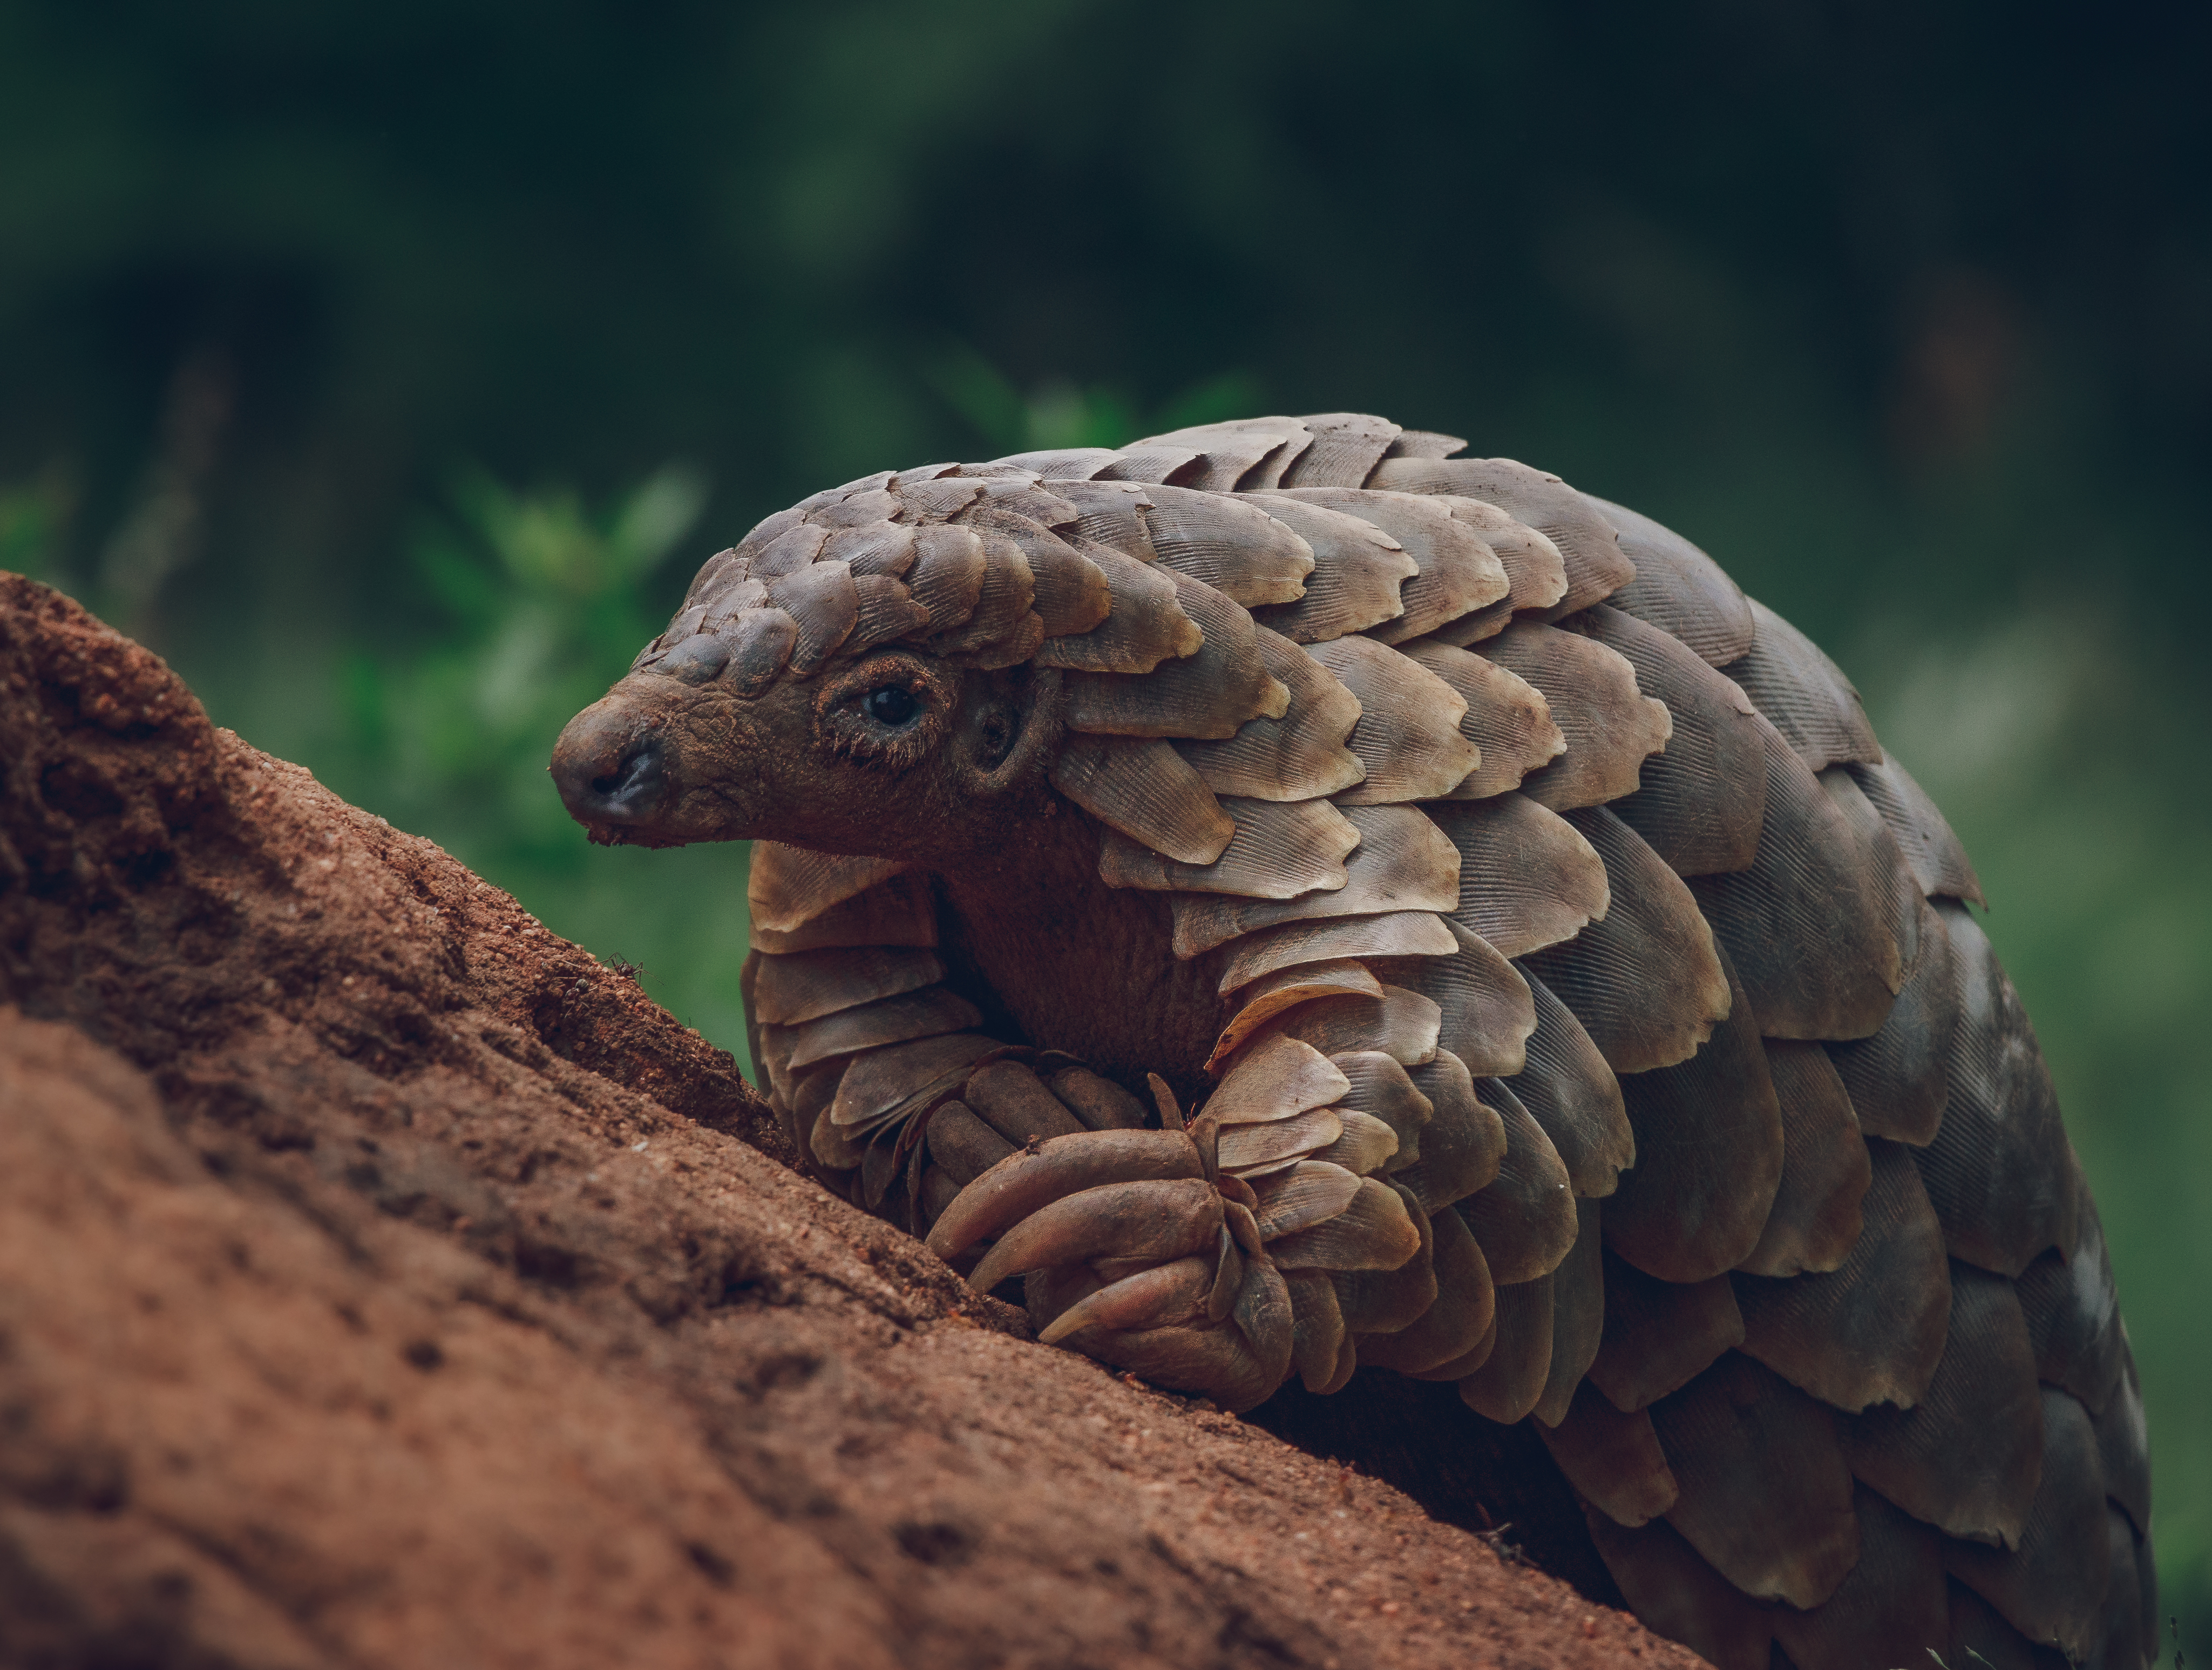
921;345;1265;456
0;465;75;581
341;463;705;862
329;465;761;1075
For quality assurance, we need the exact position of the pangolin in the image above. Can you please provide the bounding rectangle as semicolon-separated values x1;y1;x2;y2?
550;412;2155;1668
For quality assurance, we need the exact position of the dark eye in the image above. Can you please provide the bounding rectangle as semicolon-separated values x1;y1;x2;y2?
815;656;945;772
865;685;918;727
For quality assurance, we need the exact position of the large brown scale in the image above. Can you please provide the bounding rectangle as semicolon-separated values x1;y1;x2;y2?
551;412;2155;1668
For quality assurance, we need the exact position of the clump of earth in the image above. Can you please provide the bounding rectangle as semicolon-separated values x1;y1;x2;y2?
0;574;1694;1669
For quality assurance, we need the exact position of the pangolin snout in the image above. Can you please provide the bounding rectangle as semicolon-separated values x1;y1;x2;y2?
552;702;668;829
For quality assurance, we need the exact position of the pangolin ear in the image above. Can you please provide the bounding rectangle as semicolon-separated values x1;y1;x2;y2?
959;665;1066;799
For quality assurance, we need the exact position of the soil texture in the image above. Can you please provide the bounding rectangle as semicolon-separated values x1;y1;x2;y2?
0;574;1695;1669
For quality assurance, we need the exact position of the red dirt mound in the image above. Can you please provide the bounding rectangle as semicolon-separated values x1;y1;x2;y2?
0;573;1696;1669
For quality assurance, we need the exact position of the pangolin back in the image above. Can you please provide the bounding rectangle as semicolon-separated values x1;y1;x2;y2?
687;413;2152;1669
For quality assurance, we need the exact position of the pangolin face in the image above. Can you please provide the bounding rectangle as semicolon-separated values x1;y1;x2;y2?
551;467;1135;861
548;455;1295;868
549;638;1060;860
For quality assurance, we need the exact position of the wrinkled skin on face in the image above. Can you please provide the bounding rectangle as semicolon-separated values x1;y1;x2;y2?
550;647;1066;866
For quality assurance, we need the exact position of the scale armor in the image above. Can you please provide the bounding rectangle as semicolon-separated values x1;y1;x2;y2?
564;412;2153;1668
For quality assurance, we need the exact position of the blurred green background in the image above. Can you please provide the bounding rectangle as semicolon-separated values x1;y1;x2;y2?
3;0;2205;1644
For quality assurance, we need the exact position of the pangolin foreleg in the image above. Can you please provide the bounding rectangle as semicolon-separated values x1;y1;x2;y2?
901;1040;1464;1413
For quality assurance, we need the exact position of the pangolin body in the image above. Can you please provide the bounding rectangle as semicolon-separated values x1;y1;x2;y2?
551;413;2155;1669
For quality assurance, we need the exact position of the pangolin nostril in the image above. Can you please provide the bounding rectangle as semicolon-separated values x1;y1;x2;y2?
551;710;668;824
587;739;664;812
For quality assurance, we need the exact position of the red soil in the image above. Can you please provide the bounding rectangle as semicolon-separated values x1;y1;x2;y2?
0;574;1697;1669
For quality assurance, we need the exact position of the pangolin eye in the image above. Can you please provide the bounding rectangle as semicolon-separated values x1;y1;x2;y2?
865;685;919;727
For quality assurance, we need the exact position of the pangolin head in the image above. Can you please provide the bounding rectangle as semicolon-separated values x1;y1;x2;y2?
554;415;1565;878
548;506;1074;863
548;459;1154;863
549;639;1058;858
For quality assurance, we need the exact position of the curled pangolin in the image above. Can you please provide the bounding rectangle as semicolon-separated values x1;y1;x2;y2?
551;412;2155;1669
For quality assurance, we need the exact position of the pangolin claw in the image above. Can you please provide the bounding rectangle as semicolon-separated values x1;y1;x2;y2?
1205;1225;1244;1324
1037;1254;1212;1345
965;1176;1223;1294
926;1128;1203;1261
1080;1259;1297;1413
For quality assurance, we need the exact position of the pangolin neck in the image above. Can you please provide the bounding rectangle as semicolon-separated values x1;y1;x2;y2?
929;811;1226;1105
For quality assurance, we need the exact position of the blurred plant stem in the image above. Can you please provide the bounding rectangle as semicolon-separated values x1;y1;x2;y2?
98;345;234;645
